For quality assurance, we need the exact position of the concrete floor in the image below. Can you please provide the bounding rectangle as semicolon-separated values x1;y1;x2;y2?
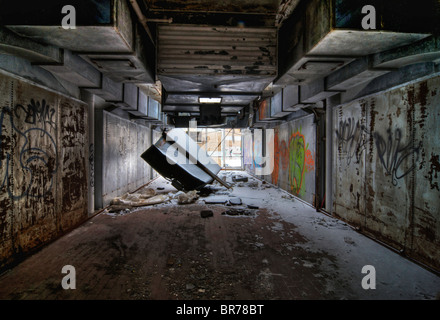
0;171;439;300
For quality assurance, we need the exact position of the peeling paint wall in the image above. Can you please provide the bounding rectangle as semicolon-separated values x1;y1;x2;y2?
333;75;440;271
99;111;152;207
244;114;317;206
0;72;88;269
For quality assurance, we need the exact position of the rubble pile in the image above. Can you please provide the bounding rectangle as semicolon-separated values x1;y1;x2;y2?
106;171;265;217
108;187;168;212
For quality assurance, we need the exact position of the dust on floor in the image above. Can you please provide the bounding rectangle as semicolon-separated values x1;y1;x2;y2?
0;171;439;300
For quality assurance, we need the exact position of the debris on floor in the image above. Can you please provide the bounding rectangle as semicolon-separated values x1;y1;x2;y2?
203;196;229;204
228;197;242;205
108;205;133;213
200;210;214;218
108;187;168;212
232;175;248;183
236;180;259;188
176;190;199;204
222;208;253;216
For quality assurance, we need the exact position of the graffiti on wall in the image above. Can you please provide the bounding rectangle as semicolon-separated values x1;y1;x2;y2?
271;127;315;196
428;153;440;191
89;143;95;188
1;102;58;200
272;130;287;185
289;130;315;195
16;99;57;132
373;128;421;186
0;74;89;271
335;117;369;165
335;116;421;186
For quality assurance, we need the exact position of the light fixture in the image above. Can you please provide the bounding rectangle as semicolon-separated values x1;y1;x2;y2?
199;97;222;104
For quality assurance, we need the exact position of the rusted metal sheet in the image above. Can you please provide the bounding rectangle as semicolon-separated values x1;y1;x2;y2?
410;77;440;270
0;75;14;267
333;99;368;228
59;96;88;231
333;74;440;271
157;24;277;77
0;72;88;270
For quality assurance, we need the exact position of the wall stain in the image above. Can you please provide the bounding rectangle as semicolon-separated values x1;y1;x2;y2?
428;153;440;191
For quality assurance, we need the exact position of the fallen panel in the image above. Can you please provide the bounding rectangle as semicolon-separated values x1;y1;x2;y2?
141;129;224;191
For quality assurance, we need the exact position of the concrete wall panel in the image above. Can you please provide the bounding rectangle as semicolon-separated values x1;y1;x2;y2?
411;77;440;270
100;111;151;206
244;115;317;206
333;99;367;227
333;75;440;271
0;72;88;269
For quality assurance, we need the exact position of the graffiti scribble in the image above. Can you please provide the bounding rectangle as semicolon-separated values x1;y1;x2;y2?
15;99;57;132
1;102;58;200
289;132;306;195
374;128;421;186
89;143;95;188
335;118;369;165
305;149;315;173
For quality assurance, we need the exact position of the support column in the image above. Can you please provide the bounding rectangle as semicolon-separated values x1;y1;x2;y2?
81;90;95;216
325;95;339;213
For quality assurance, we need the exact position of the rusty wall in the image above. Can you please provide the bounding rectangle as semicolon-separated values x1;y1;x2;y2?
333;75;440;271
100;111;151;206
0;72;88;270
244;115;317;206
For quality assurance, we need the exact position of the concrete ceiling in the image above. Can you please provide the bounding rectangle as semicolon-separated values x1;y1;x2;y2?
143;0;286;27
140;0;299;125
2;0;439;128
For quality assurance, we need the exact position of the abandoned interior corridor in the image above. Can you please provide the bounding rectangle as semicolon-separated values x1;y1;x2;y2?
1;0;440;303
0;171;440;300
